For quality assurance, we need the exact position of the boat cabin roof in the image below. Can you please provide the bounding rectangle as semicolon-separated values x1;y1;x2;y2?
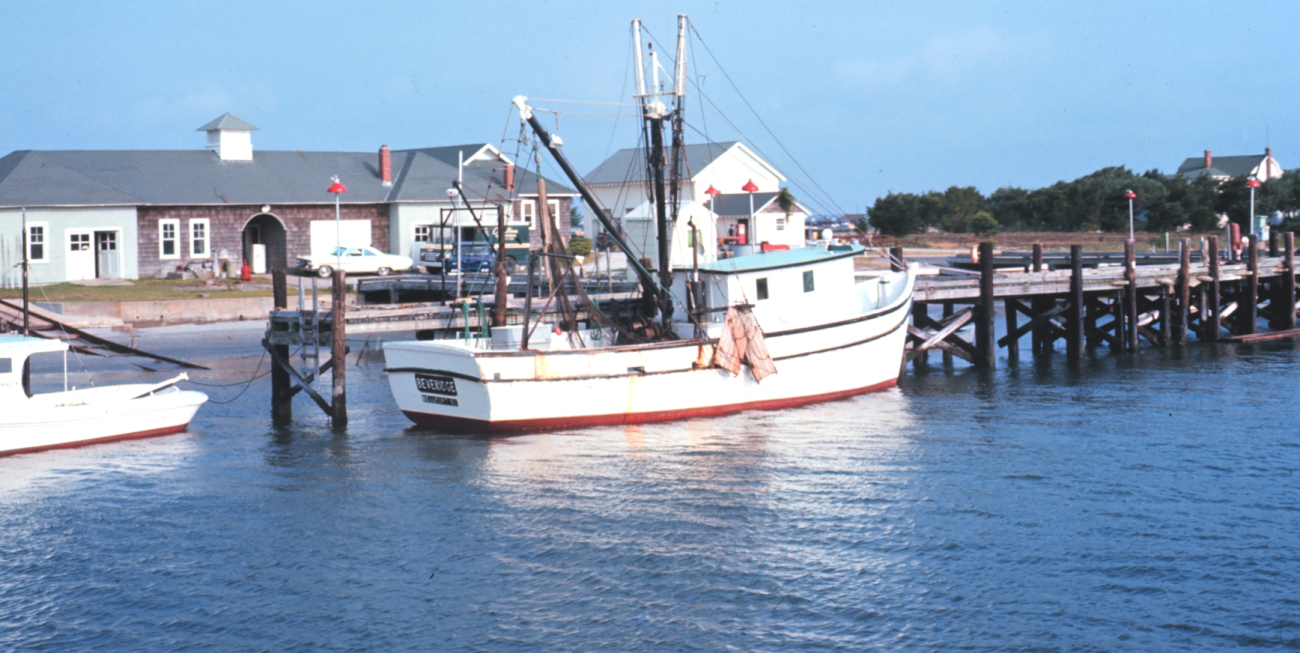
0;334;69;356
691;244;863;275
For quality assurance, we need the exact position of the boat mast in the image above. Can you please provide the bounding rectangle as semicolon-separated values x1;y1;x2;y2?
21;207;28;337
637;21;674;332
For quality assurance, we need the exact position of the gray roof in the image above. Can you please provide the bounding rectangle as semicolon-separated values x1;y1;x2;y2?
1176;154;1265;178
196;113;259;132
710;191;778;217
585;141;740;185
0;145;574;208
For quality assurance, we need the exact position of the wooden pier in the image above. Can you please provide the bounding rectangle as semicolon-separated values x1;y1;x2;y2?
905;234;1300;368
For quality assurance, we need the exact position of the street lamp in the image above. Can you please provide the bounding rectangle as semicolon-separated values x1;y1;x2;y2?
1247;177;1261;240
742;179;759;246
1125;189;1136;241
327;176;348;272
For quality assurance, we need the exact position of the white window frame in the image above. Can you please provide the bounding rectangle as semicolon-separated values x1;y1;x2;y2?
159;219;180;259
520;200;560;226
26;222;48;263
189;218;211;258
413;225;432;243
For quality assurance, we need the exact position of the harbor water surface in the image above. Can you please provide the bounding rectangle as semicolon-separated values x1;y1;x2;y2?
2;323;1298;651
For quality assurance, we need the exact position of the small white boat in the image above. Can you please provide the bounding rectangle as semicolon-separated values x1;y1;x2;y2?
0;335;208;457
384;245;914;432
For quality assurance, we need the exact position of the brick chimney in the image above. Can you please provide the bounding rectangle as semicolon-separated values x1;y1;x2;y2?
379;144;392;186
505;163;515;192
1204;149;1212;169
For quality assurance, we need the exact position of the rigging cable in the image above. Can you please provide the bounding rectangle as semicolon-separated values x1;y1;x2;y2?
688;19;847;217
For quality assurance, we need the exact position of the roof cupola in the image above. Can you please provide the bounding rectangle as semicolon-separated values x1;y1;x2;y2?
196;113;258;161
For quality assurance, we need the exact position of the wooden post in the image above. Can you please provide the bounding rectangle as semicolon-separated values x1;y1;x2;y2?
1243;235;1258;335
1286;233;1297;330
271;269;292;425
1207;235;1221;341
331;269;348;426
1004;297;1019;364
1270;231;1280;258
1159;286;1171;346
911;301;929;368
1174;238;1190;346
1125;239;1138;352
889;246;904;272
976;241;996;369
942;302;954;366
1067;245;1084;360
1030;243;1048;353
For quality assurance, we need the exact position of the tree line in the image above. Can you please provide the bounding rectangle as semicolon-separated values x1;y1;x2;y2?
866;167;1300;237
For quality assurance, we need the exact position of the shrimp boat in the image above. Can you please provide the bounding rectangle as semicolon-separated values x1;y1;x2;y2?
383;16;914;432
0;335;208;456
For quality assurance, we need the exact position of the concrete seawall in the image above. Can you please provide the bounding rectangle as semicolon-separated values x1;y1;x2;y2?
38;294;357;327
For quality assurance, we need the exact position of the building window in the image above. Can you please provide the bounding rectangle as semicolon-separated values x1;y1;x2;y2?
190;219;210;258
803;270;815;293
756;277;769;301
414;225;432;242
776;217;786;231
70;233;91;251
26;224;47;262
159;219;179;259
521;200;560;225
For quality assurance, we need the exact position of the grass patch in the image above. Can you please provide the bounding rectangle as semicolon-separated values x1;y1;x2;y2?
0;278;278;303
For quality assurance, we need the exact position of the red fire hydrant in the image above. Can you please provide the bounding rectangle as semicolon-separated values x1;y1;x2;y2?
239;260;252;281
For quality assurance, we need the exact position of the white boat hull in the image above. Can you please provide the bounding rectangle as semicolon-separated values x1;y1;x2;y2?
0;384;208;457
385;277;912;432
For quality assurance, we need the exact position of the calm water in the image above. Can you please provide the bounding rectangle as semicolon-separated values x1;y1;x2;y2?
2;323;1299;651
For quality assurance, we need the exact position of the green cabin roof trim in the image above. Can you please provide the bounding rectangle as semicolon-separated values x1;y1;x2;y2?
692;244;863;275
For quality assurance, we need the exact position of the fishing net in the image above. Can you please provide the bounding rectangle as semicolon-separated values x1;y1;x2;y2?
712;306;777;382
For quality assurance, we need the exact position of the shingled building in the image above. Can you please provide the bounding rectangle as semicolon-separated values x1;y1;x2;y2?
0;113;573;285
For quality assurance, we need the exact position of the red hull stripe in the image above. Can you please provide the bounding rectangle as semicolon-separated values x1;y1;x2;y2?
401;378;897;433
0;423;191;457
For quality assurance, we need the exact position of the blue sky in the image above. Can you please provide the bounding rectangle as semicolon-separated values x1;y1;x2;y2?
1;1;1295;215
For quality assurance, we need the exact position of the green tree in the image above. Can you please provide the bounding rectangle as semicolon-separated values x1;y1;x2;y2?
867;192;925;237
567;235;592;258
987;186;1033;230
966;210;999;237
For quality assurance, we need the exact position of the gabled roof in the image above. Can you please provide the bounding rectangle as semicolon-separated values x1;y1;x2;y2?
196;113;259;132
1176;154;1265;178
0;145;574;208
585;141;742;186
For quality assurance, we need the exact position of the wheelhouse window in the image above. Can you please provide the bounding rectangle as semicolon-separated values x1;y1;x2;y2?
190;219;210;258
159;219;180;259
26;224;47;262
756;277;769;300
803;270;815;293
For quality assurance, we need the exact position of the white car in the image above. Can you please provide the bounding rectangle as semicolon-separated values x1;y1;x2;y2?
296;246;413;278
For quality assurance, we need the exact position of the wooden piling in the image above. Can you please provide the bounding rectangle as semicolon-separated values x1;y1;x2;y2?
1067;245;1084;360
1124;239;1138;352
1207;236;1221;341
1030;243;1049;354
942;302;954;366
889;247;905;272
1243;235;1258;335
975;241;996;369
271;270;292;425
1286;232;1297;330
1004;296;1019;364
1270;231;1280;258
912;301;929;368
331;269;348;426
1174;238;1190;346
